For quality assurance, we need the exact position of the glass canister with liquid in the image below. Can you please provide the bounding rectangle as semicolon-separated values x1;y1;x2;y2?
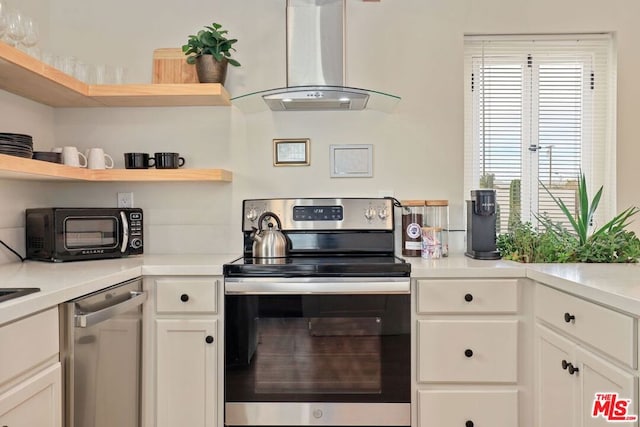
423;200;449;258
401;200;425;257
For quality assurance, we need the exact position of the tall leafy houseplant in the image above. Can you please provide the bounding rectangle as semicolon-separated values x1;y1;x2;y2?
182;22;240;84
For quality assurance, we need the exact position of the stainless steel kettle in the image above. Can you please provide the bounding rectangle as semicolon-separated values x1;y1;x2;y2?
251;212;288;261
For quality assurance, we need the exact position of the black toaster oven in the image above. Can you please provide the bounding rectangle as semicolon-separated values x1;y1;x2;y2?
26;207;143;262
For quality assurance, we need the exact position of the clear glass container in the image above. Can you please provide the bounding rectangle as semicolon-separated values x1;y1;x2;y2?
400;200;425;257
423;200;449;258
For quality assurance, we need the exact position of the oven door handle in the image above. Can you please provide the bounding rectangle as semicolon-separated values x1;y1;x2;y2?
225;279;410;295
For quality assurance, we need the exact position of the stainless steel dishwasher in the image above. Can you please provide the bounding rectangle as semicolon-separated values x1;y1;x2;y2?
61;277;146;427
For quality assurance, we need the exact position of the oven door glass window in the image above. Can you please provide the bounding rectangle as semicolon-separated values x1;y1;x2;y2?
225;294;410;403
64;217;119;249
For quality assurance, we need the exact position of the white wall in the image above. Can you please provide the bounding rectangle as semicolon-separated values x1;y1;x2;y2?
1;0;639;263
0;91;60;264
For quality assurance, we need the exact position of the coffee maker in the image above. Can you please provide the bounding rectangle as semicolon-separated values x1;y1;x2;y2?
465;189;501;260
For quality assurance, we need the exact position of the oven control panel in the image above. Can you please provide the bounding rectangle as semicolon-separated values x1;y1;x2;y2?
242;198;394;231
292;205;343;221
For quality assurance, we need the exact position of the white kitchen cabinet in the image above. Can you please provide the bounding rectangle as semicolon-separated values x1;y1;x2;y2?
535;283;638;427
156;319;217;427
414;278;525;427
0;307;61;427
418;389;518;426
0;363;62;427
536;324;578;427
418;319;518;383
579;346;637;427
535;284;635;367
144;277;222;427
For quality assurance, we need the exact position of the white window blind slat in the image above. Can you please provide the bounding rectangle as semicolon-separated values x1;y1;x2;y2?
464;35;615;234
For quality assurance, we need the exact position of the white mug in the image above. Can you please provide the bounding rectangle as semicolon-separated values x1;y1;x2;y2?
62;146;87;167
86;148;114;170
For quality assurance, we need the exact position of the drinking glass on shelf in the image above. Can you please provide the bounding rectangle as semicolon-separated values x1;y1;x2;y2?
5;10;25;48
21;16;38;48
0;1;8;40
94;64;106;84
74;61;89;83
58;55;77;76
113;65;126;84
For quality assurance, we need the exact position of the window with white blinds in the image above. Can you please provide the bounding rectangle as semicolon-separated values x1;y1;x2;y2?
464;35;616;233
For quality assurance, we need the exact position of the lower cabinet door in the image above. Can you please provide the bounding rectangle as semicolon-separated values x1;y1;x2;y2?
0;363;62;427
578;346;637;427
156;319;217;427
418;389;518;427
536;325;576;427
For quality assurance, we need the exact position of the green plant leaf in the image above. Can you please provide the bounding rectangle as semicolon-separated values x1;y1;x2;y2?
540;179;582;240
228;58;241;67
592;206;640;237
578;174;589;236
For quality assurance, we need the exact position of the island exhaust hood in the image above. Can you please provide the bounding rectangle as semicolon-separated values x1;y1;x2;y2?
231;0;400;112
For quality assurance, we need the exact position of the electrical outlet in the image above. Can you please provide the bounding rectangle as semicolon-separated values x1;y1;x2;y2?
117;192;134;208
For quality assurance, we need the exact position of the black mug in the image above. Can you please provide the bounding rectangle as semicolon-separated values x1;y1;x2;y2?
124;153;155;169
154;152;185;169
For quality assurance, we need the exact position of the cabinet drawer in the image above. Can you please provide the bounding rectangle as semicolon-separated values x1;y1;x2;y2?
418;320;518;383
0;308;59;388
416;279;518;314
156;279;218;314
535;284;635;367
418;390;518;427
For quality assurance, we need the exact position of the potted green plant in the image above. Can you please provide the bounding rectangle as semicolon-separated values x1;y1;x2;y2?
182;22;240;84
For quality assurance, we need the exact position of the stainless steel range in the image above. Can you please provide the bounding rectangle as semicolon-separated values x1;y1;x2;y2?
223;198;410;427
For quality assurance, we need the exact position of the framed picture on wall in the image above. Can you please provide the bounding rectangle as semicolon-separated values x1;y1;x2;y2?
273;139;310;166
329;144;373;178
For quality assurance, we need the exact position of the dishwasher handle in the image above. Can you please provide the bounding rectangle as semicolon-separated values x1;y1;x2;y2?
75;291;147;328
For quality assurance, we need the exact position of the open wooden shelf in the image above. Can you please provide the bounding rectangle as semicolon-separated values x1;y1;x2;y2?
0;42;231;107
0;154;232;182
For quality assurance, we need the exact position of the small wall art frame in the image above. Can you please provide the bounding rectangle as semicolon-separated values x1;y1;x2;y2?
273;138;310;166
329;144;373;178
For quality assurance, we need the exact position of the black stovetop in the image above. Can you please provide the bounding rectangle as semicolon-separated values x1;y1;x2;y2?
223;254;411;277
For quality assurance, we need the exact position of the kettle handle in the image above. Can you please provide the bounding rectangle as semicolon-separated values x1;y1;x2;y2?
257;211;283;231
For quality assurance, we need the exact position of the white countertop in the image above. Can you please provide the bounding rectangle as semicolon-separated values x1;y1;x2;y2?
525;262;640;316
1;253;640;325
0;254;238;325
406;255;526;278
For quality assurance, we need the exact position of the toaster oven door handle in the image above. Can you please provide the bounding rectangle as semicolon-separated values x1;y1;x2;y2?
120;211;129;253
225;278;410;295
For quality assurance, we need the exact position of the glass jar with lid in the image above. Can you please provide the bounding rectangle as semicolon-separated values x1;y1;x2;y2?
423;200;449;258
400;200;425;257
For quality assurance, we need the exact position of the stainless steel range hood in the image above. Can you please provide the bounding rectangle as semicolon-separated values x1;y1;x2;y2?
232;0;400;112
